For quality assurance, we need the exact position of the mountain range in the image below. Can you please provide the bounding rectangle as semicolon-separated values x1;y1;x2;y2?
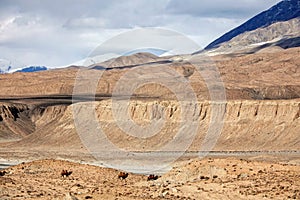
14;66;48;73
205;0;300;51
0;66;48;73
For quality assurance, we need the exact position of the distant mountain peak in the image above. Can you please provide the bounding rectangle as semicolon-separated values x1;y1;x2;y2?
90;52;160;69
205;0;300;50
15;66;47;73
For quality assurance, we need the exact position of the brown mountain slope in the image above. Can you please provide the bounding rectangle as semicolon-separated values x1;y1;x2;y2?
90;52;161;69
204;18;300;55
0;47;299;100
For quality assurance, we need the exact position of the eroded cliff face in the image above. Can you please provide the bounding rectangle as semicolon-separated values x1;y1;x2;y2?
0;103;68;141
3;99;298;152
89;99;300;151
0;103;33;139
216;100;300;151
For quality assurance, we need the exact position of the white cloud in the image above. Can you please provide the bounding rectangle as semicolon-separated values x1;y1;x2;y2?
166;0;282;18
63;17;107;29
0;0;282;68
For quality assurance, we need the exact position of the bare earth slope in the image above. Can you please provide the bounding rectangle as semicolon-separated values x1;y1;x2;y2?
0;47;299;99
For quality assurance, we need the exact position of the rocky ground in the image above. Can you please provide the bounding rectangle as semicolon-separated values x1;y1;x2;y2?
0;157;299;200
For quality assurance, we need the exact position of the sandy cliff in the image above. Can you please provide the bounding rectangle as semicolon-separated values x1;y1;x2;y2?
1;99;298;153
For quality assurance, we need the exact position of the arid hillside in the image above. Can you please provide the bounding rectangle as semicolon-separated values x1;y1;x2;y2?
0;48;299;100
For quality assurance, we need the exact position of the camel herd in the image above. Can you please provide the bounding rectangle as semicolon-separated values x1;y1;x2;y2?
0;168;159;181
60;169;160;181
118;172;160;181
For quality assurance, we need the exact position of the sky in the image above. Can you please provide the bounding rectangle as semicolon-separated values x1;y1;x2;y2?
0;0;281;68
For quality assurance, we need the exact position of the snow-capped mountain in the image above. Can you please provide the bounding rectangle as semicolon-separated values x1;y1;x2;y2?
14;66;48;73
0;64;48;74
205;0;300;50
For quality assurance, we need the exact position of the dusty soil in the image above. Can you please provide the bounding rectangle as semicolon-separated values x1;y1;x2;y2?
0;158;299;200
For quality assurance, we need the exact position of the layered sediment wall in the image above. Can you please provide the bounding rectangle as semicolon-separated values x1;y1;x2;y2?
88;99;300;151
2;99;298;152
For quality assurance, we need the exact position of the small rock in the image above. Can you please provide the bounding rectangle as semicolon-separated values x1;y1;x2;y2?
64;192;79;200
159;191;168;197
171;188;178;193
237;173;248;179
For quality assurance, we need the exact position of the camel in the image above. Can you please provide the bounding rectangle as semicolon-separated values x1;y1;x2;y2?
61;169;72;177
0;171;6;176
118;172;128;180
147;174;159;181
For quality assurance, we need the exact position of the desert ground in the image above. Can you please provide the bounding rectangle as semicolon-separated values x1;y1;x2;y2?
0;156;300;200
